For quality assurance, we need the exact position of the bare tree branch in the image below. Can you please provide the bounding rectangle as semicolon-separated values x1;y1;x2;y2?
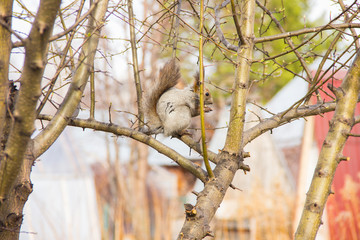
256;0;312;79
243;101;338;146
0;0;62;200
259;0;358;61
128;0;144;128
0;1;13;151
295;49;360;240
177;0;256;238
179;135;251;171
12;1;99;48
33;0;109;158
214;0;238;52
254;23;360;43
230;0;245;45
37;114;209;183
172;0;182;58
338;0;360;49
310;5;359;93
36;0;87;115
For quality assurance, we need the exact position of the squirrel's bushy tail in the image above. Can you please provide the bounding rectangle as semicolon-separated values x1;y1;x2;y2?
145;59;181;131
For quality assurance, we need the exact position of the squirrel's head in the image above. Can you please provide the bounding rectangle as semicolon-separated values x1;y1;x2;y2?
193;72;213;106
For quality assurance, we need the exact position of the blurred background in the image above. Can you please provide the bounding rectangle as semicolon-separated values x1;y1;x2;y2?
7;0;360;239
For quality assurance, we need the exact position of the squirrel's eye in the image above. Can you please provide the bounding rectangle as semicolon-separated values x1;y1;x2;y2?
205;92;209;96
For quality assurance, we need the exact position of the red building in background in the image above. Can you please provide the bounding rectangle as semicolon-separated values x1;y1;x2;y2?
314;70;360;239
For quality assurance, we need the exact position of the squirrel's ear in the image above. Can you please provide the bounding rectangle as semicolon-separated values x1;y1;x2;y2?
193;72;200;92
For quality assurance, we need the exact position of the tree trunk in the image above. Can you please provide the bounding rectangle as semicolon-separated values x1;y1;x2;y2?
0;151;33;240
295;50;360;239
177;0;255;238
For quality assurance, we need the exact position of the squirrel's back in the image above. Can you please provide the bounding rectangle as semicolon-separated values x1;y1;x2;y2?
145;59;181;130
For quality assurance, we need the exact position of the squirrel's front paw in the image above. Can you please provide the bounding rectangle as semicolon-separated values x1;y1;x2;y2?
204;106;212;112
172;130;192;138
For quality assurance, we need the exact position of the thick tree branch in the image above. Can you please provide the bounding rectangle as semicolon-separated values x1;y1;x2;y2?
243;101;338;146
254;23;360;44
33;0;109;158
179;135;251;171
0;1;13;151
37;114;208;183
223;12;254;153
36;0;86;115
0;0;61;200
295;50;360;240
177;0;256;238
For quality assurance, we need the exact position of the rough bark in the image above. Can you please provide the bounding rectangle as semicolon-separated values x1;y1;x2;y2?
0;0;13;151
295;51;360;239
177;0;255;238
0;1;110;239
0;151;33;240
33;0;109;158
0;0;61;202
0;2;61;238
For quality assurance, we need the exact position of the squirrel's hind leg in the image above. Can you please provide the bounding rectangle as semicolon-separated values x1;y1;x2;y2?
163;108;192;137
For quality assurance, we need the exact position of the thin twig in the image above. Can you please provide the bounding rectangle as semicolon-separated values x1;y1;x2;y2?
258;0;358;61
36;0;86;115
127;0;144;129
230;0;245;45
12;0;99;48
199;0;214;179
0;17;25;44
90;66;95;119
256;0;312;80
338;0;360;49
214;0;239;51
172;0;182;58
156;0;234;54
254;23;360;44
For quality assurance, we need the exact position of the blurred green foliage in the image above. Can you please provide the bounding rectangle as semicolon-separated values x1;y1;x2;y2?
160;0;329;104
206;0;328;103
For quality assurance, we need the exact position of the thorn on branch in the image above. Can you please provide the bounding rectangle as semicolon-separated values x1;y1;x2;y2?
240;163;250;173
205;230;215;237
191;190;199;196
230;184;242;191
184;203;197;218
347;133;360;137
30;59;44;70
243;151;250;158
327;83;344;98
339;155;350;161
308;202;321;213
37;21;48;35
108;102;112;124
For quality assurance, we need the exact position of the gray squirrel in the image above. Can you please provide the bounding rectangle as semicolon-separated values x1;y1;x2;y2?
144;59;213;136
